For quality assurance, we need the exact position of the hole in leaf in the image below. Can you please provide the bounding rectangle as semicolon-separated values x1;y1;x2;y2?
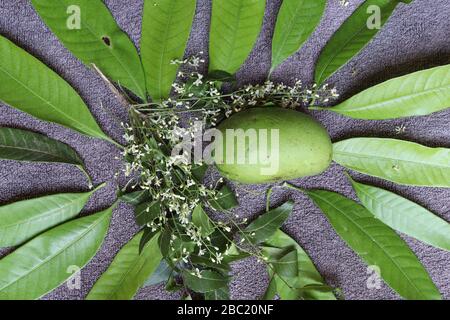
102;36;111;47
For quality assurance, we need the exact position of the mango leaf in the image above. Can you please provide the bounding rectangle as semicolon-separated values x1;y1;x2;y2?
270;0;326;73
209;185;238;211
86;231;162;300
316;64;450;119
134;201;161;226
192;205;215;236
144;260;172;287
182;270;229;293
243;201;294;244
119;190;150;206
307;189;441;300
349;177;450;252
0;206;113;300
333;138;450;187
263;229;336;300
205;286;230;300
0;127;81;164
141;0;196;101
31;0;147;100
0;35;108;141
0;184;104;247
314;0;412;84
209;0;266;74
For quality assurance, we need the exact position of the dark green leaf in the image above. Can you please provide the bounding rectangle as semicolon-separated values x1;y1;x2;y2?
349;177;450;252
333;138;450;187
244;201;294;244
209;0;266;74
0;35;108;141
141;0;196;101
207;70;236;83
262;246;298;278
86;231;162;300
144;260;173;287
120;190;150;206
0;127;81;164
204;286;229;300
192;205;215;236
189;255;231;273
0;206;113;299
140;227;158;254
263;229;335;300
191;163;209;181
0;184;104;247
31;0;147;100
262;272;277;300
271;0;326;73
182;270;229;293
134;201;161;226
209;185;238;211
315;0;412;84
307;189;441;300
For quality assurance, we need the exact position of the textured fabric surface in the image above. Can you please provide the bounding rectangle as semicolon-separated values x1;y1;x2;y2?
0;0;449;300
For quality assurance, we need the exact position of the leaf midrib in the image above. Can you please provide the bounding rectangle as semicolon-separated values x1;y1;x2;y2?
310;192;425;298
0;142;76;163
63;3;146;99
335;85;449;113
0;194;88;230
0;64;99;138
0;212;109;293
334;149;450;170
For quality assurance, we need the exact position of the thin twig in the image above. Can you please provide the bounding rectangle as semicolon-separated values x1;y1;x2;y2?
91;63;131;108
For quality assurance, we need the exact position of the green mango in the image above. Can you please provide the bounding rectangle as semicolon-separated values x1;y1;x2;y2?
215;107;332;184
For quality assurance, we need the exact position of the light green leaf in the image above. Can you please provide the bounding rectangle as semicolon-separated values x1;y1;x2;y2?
0;206;113;300
270;0;326;73
141;0;196;101
349;177;450;252
209;185;238;211
31;0;147;100
86;231;162;300
0;184;104;247
192;205;215;236
0;127;81;164
209;0;266;74
317;64;450;119
307;189;441;300
182;270;229;293
333;138;450;187
263;229;336;300
244;201;294;244
314;0;412;84
0;35;108;141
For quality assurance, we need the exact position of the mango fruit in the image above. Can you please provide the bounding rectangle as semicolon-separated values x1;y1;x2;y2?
215;107;332;184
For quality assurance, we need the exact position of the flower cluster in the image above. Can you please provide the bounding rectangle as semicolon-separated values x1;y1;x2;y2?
121;55;340;286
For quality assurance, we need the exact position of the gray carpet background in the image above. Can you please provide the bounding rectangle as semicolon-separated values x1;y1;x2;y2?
0;0;449;300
